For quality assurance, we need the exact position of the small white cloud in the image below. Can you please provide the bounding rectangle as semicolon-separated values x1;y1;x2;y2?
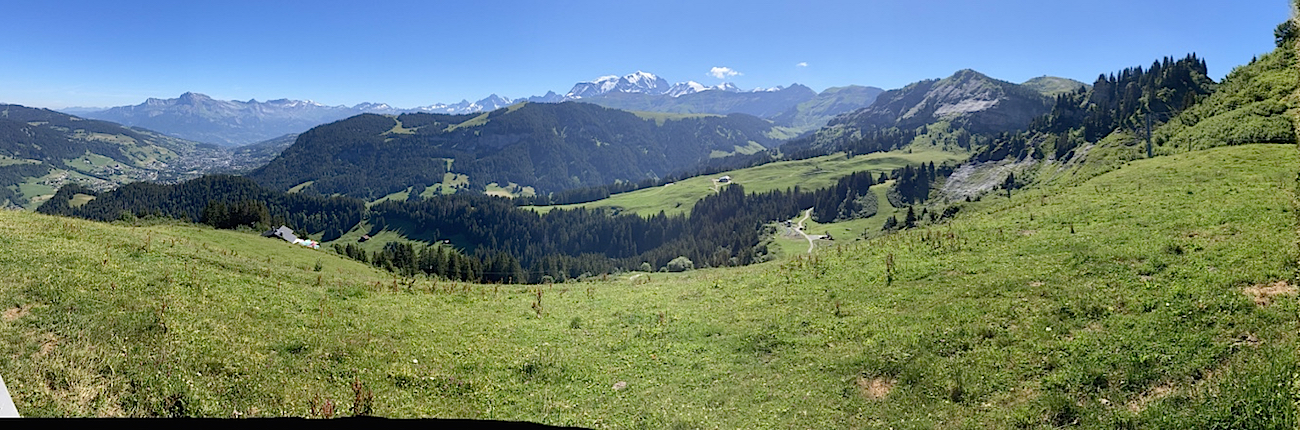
709;66;742;79
796;62;808;67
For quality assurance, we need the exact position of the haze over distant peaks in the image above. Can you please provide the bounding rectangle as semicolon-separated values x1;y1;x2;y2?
413;94;516;114
562;71;754;100
79;93;401;146
65;70;880;146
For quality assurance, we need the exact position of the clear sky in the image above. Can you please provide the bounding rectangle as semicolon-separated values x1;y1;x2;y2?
1;0;1291;109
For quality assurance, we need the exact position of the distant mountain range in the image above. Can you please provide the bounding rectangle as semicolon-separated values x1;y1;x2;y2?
65;71;888;147
513;72;885;133
76;93;401;147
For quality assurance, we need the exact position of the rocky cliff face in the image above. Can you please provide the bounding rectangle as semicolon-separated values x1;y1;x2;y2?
830;69;1051;135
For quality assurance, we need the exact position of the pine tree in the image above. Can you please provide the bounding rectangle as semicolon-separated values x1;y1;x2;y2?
882;215;898;231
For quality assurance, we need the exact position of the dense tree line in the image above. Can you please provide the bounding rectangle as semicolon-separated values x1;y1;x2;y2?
342;241;518;284
886;162;955;207
202;200;271;229
809;170;878;222
360;175;928;282
42;168;894;284
38;175;365;241
247;114;460;200
984;54;1217;162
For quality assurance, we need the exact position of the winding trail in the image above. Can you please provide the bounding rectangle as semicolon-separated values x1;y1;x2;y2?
795;208;815;254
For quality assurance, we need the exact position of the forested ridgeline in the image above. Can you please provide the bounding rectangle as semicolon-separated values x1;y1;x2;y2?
39;163;943;283
974;55;1218;162
37;175;366;241
247;102;785;200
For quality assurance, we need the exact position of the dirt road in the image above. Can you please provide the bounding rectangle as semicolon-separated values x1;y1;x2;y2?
795;208;815;254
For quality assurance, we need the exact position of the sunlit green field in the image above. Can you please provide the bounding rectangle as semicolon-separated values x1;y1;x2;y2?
529;148;964;217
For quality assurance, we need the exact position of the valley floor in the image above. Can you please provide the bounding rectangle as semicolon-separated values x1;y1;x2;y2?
0;144;1296;427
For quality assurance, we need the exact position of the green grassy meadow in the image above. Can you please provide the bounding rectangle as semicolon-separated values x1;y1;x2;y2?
1;143;1295;427
530;148;964;217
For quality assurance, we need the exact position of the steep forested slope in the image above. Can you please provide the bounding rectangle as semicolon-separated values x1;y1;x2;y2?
1154;47;1297;151
248;102;787;199
0;105;219;207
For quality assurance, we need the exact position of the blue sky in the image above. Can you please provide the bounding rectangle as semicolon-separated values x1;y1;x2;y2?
1;0;1291;109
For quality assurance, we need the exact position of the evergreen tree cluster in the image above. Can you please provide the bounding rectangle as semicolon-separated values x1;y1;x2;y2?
809;170;877;222
995;54;1216;162
354;241;520;283
971;132;1036;163
842;127;918;158
887;162;953;206
202;200;271;229
366;184;804;282
1036;54;1212;140
38;175;365;241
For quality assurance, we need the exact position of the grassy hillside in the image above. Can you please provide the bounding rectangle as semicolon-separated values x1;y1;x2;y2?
1155;44;1297;152
530;148;964;217
3;143;1295;426
0;105;217;208
1021;76;1088;97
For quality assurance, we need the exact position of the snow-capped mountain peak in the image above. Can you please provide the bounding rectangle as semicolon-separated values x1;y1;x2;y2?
565;71;671;99
664;81;745;97
711;82;741;93
623;71;661;87
413;94;514;114
666;81;708;97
